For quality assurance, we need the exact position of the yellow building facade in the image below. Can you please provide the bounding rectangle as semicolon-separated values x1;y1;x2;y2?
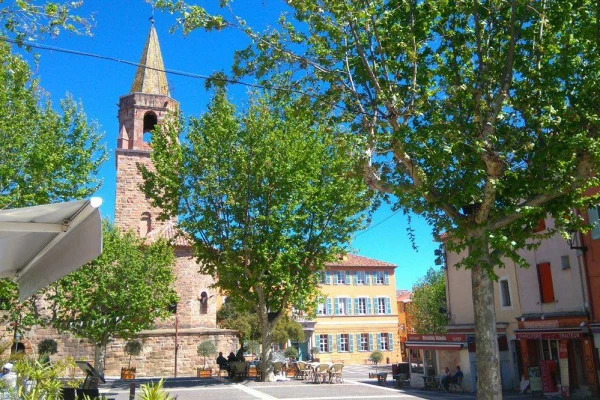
300;255;400;365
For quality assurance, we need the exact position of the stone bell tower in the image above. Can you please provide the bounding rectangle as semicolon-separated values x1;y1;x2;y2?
114;22;178;236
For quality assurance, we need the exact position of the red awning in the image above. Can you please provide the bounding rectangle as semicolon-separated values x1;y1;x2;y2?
515;328;583;340
405;341;465;351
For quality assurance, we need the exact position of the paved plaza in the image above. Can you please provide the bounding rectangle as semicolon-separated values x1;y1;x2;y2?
99;364;531;400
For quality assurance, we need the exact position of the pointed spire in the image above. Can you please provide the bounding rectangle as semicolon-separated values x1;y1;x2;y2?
130;25;169;96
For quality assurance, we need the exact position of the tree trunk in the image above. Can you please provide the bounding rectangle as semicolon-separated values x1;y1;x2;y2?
471;261;502;399
94;342;106;377
258;315;275;382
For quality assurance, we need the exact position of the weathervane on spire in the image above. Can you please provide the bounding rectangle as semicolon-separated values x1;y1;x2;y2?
149;3;155;24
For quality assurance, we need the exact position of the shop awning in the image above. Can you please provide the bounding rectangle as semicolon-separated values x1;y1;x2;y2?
0;198;103;300
515;328;583;340
405;341;465;351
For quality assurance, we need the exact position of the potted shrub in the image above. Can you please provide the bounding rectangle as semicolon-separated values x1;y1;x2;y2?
196;340;217;377
121;340;142;380
368;350;384;378
38;338;58;364
310;346;319;362
284;347;299;377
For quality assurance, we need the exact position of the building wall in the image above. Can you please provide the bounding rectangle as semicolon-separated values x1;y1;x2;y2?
313;265;400;364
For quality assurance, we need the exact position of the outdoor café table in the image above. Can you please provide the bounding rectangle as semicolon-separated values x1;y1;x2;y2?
422;375;441;390
311;363;332;383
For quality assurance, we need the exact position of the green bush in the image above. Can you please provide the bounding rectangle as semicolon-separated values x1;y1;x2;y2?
369;350;383;372
284;346;298;360
38;339;58;356
197;340;217;369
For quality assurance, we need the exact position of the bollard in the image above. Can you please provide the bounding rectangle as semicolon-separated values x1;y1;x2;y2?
129;382;135;400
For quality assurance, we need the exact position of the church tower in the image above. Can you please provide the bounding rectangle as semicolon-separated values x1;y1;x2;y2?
114;23;178;236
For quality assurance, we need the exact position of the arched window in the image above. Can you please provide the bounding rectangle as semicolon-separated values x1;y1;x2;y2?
200;291;208;315
139;212;152;237
143;112;158;142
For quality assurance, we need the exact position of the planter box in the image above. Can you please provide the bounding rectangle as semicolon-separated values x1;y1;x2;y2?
121;367;136;380
197;368;212;378
248;366;259;378
286;369;296;378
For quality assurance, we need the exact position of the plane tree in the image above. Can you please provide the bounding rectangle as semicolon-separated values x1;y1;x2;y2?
140;90;372;381
154;1;600;396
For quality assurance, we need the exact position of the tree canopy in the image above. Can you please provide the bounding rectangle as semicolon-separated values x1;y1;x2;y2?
411;268;447;335
140;89;372;380
154;1;600;396
46;221;178;375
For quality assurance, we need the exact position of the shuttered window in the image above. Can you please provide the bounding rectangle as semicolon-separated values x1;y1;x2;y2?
537;262;555;303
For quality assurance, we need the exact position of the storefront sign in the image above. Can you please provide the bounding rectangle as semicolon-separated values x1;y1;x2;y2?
523;320;559;329
515;330;582;340
558;340;568;359
406;334;466;342
539;360;557;393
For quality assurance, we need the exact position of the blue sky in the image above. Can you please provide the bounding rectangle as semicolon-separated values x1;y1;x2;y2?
16;0;438;290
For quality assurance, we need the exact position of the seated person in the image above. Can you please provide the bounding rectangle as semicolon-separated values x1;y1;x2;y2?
216;352;228;372
450;365;463;386
441;367;451;390
0;363;17;395
227;352;237;378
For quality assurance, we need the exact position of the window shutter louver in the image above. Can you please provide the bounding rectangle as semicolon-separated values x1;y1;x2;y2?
337;334;341;353
328;335;333;352
384;271;390;285
367;298;372;315
537;262;555;303
326;298;332;315
349;335;354;352
353;271;358;285
385;297;391;314
316;335;321;352
377;333;382;351
389;333;394;350
346;298;352;315
369;334;373;351
334;298;339;315
354;298;359;314
325;271;331;284
346;270;351;284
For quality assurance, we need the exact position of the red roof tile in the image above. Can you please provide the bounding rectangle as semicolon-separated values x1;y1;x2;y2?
325;253;396;268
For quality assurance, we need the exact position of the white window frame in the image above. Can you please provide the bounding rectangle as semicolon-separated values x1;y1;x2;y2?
359;333;369;351
376;297;387;314
339;334;349;352
498;276;512;309
356;271;366;285
319;334;329;353
337;297;350;315
357;297;368;315
380;333;390;350
317;302;326;315
374;270;385;285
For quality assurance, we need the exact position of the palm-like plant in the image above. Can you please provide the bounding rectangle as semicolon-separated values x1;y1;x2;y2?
139;379;176;400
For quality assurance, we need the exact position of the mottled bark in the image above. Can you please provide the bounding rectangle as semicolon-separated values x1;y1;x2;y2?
94;342;106;376
258;315;275;382
471;260;502;399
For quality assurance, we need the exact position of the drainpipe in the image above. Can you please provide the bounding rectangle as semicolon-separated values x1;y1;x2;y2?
174;313;179;378
574;230;593;317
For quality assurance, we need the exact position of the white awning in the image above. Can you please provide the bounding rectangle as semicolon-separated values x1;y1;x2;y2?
0;198;103;300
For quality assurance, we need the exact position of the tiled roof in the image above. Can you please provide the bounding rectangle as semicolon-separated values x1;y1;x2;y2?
396;289;412;301
145;219;192;247
131;25;170;96
325;253;396;268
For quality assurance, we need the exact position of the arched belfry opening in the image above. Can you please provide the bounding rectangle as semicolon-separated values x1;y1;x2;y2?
139;212;152;237
143;112;158;142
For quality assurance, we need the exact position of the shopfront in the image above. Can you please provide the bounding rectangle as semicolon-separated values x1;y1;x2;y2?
516;321;598;397
405;334;471;390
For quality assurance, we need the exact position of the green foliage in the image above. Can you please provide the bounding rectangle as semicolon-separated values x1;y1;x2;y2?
37;339;58;356
369;350;383;365
124;340;143;369
0;0;94;44
411;268;447;334
10;356;79;400
283;346;298;360
216;299;259;341
197;340;217;369
272;316;304;345
140;88;372;375
46;221;178;373
138;379;176;400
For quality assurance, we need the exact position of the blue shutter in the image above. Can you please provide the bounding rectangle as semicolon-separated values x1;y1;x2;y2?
328;335;333;352
353;271;358;285
367;298;372;315
355;334;361;351
354;298;359;314
384;271;390;285
349;335;354;352
316;335;321;352
389;333;394;351
377;333;382;351
337;334;341;353
589;207;600;239
366;271;371;285
346;298;352;315
346;270;351;284
333;271;338;285
368;334;373;351
325;271;331;284
386;297;391;314
334;298;339;315
326;298;332;315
